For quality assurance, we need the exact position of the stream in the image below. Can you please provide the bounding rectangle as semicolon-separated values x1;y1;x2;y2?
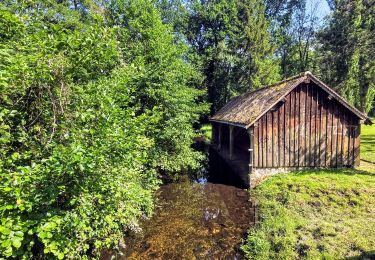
102;148;255;259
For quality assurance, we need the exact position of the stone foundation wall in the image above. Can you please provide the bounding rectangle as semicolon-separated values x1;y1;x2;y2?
250;168;284;188
249;166;352;188
250;167;302;188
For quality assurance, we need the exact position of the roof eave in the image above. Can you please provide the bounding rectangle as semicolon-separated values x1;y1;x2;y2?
209;118;247;129
363;118;373;125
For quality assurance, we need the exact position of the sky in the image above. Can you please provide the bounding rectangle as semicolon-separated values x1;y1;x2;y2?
307;0;332;23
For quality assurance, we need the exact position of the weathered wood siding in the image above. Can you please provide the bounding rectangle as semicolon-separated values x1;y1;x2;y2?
253;82;360;168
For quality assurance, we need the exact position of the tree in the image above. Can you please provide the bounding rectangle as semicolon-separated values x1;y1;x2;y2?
271;0;323;78
0;0;206;258
318;0;375;113
182;0;280;114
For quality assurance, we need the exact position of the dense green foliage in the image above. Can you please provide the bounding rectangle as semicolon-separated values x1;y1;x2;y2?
242;165;375;259
157;0;280;114
318;0;375;113
157;0;374;115
0;0;206;258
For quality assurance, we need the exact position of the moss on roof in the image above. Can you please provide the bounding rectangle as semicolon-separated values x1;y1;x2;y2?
210;72;371;128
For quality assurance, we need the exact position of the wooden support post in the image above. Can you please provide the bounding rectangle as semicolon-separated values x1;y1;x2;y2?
354;124;360;166
248;126;254;174
229;125;234;160
218;124;222;150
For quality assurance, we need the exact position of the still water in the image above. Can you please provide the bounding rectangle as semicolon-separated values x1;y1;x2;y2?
102;149;255;259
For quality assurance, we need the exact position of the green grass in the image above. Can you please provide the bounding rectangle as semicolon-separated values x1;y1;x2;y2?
242;163;375;259
361;118;375;163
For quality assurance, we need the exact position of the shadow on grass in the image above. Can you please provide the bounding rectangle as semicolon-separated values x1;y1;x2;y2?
361;136;375;145
346;250;375;260
361;134;375;163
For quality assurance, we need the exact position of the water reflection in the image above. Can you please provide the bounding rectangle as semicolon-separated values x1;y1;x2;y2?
102;149;254;259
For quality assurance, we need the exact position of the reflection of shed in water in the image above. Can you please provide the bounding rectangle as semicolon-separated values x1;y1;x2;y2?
210;71;372;188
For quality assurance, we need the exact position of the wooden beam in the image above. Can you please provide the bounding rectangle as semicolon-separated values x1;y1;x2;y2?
212;123;216;145
218;124;222;150
229;125;234;160
354;124;360;166
285;93;290;167
248;126;254;175
209;119;247;129
266;113;272;167
254;125;258;167
262;116;267;167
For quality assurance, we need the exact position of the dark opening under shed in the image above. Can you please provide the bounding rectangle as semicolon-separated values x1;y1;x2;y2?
210;71;372;187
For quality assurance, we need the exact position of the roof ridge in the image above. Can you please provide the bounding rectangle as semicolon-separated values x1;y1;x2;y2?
238;72;307;97
265;72;306;88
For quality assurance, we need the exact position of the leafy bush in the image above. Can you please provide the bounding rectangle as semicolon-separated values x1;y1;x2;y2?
0;0;206;258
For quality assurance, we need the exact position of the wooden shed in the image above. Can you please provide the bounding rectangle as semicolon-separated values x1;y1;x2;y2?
210;71;372;187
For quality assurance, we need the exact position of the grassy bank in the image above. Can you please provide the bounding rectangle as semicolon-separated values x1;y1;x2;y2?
242;119;375;259
361;118;375;163
242;163;375;259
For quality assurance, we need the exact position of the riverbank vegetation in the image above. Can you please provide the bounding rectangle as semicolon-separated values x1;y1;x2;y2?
1;0;374;258
0;1;207;258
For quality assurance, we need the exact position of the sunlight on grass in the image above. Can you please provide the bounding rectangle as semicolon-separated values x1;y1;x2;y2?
361;118;375;162
242;166;375;259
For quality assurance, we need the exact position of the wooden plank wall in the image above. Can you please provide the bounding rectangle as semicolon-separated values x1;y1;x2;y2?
253;83;360;168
